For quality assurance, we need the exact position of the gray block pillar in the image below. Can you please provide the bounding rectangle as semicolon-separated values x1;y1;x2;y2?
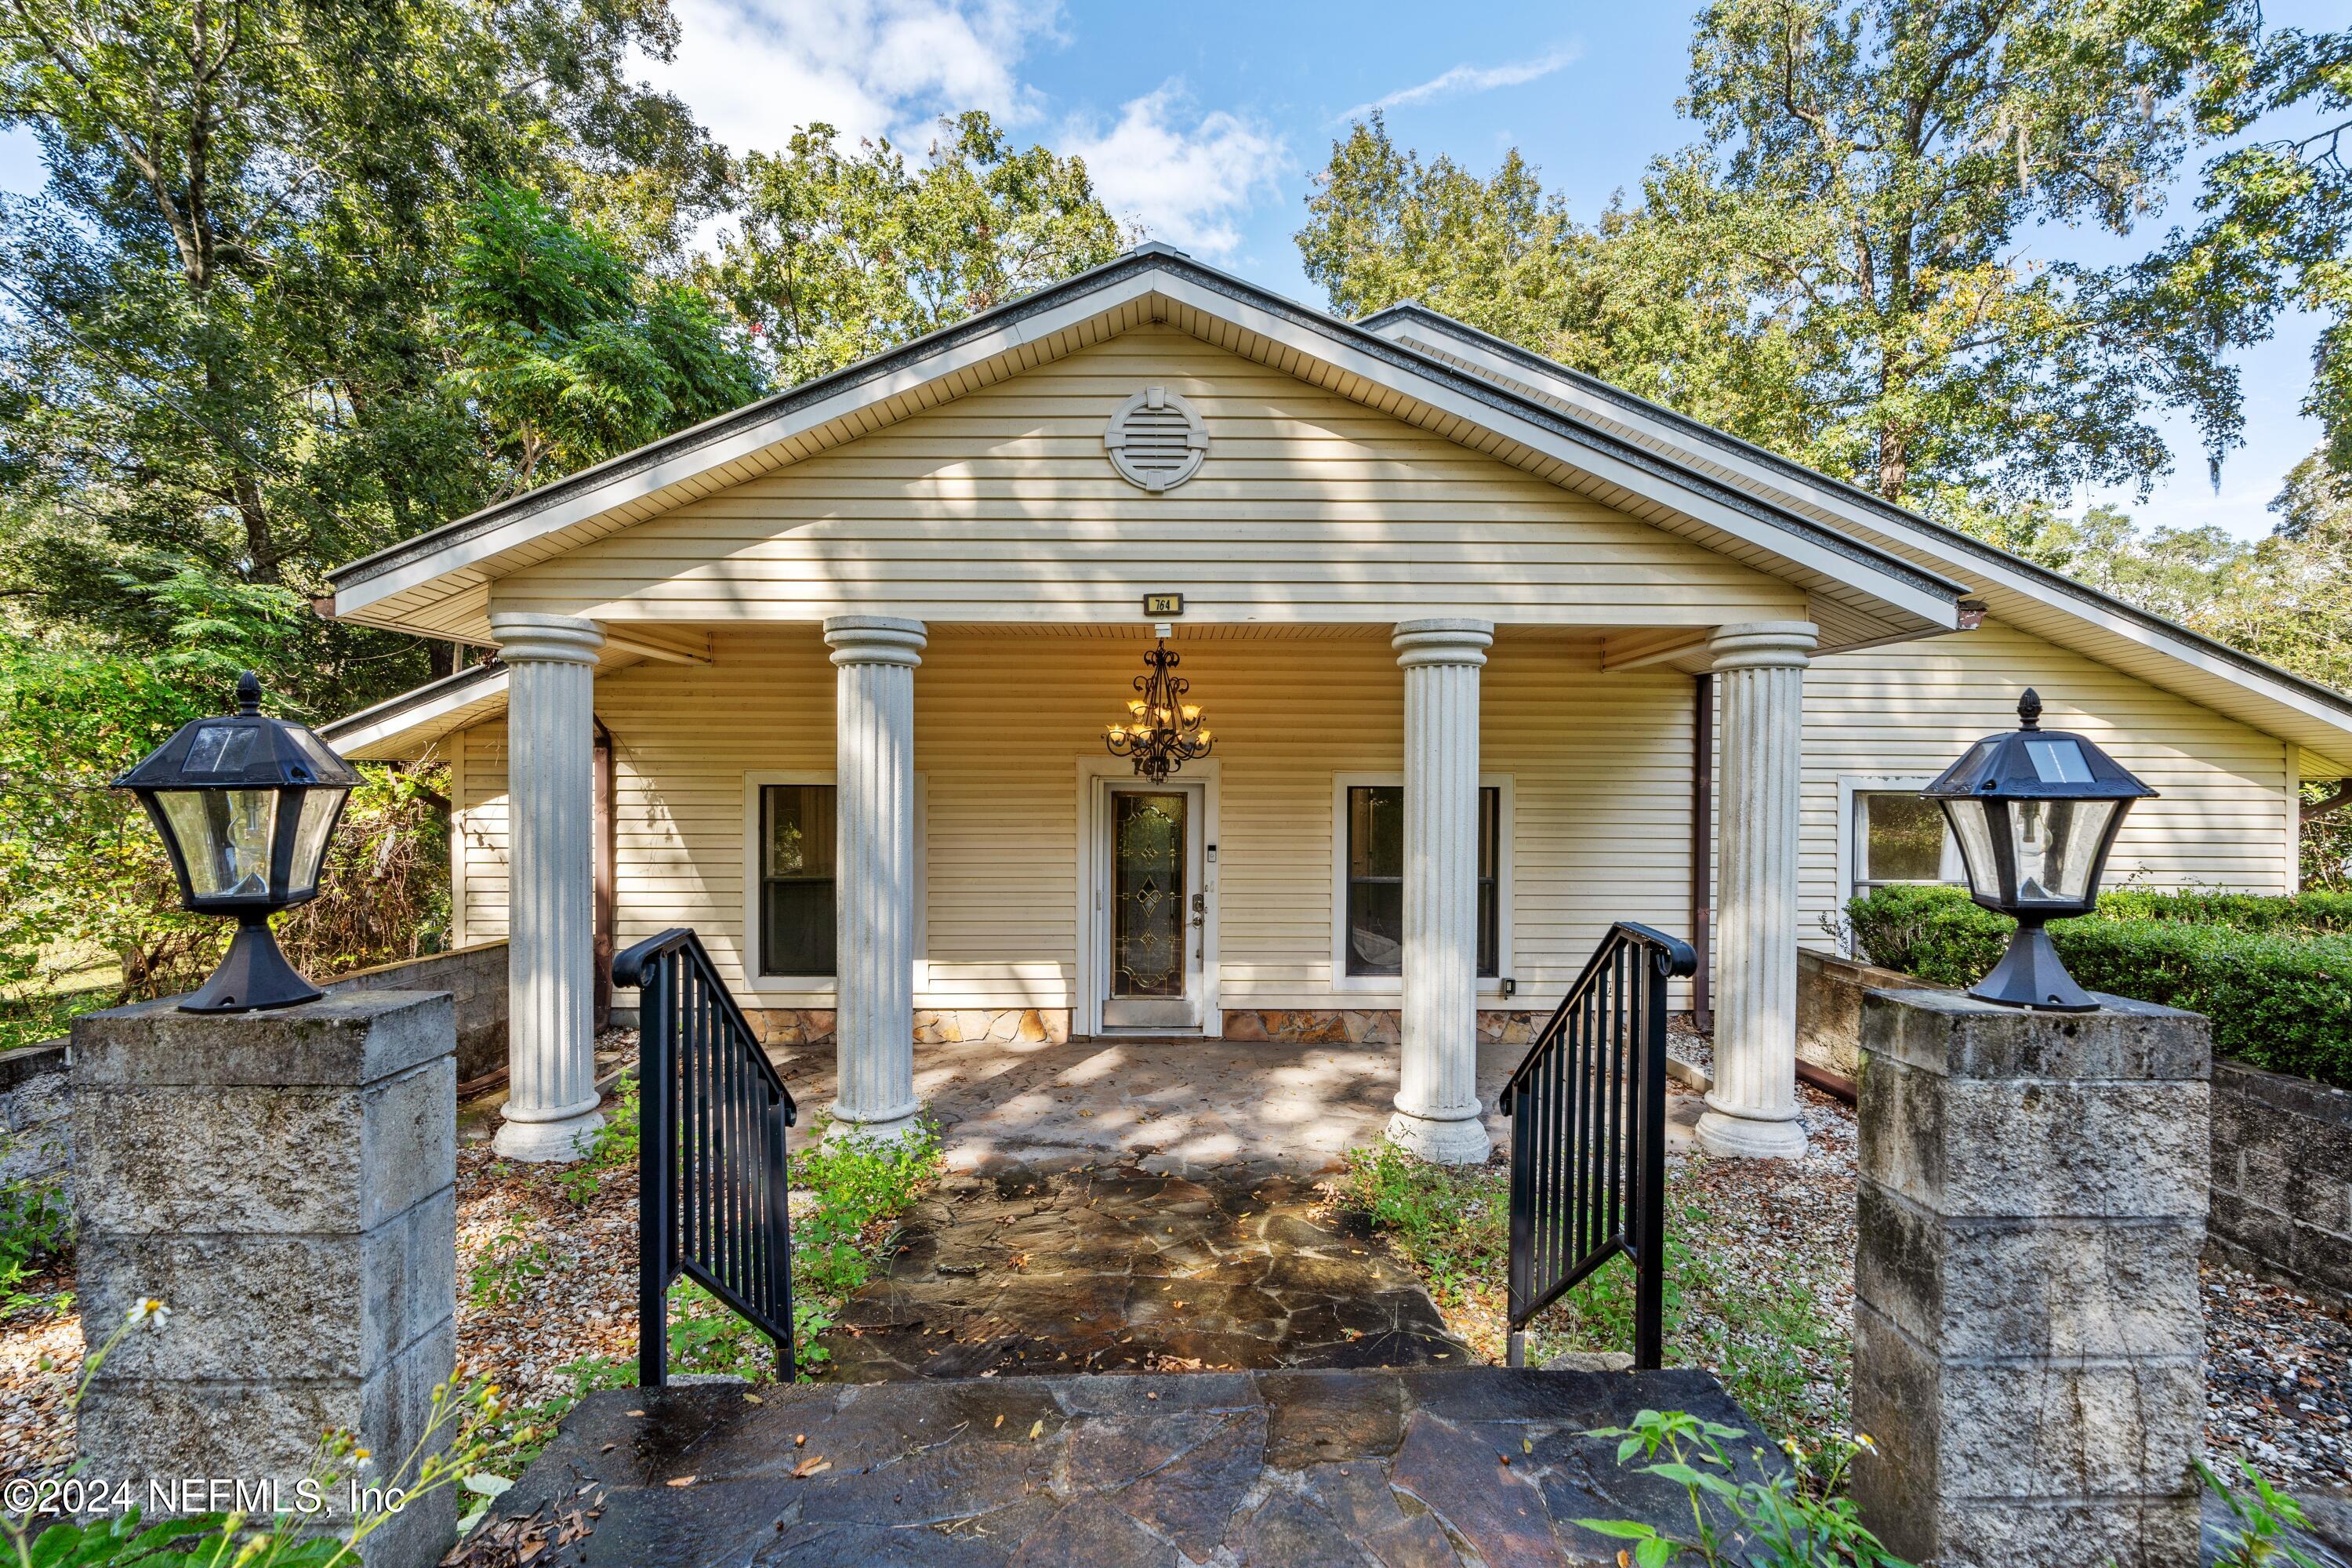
71;992;459;1568
1852;987;2209;1568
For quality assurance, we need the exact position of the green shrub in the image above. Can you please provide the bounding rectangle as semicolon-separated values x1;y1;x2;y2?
1846;885;2352;1089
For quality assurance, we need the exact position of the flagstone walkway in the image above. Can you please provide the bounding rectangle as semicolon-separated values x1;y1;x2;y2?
466;1366;1776;1568
816;1163;1472;1381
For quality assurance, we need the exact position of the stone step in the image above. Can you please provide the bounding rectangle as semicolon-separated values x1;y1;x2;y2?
461;1366;1777;1567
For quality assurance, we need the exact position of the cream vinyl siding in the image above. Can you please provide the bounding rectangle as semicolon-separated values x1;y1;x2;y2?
447;627;1696;1014
1799;617;2299;946
486;328;1806;632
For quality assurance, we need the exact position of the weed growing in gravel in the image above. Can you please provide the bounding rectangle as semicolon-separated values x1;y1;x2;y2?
0;1160;70;1315
1334;1141;1845;1461
557;1074;641;1204
1575;1409;1911;1566
2201;1456;2328;1567
1334;1139;1505;1306
467;1218;554;1307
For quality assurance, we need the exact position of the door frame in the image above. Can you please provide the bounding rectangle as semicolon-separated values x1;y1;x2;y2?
1075;757;1221;1037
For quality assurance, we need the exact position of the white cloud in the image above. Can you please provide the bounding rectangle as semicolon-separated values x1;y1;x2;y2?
1061;85;1287;257
641;0;1063;158
1339;44;1583;122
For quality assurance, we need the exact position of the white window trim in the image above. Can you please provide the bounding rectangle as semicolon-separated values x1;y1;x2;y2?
740;770;925;997
1835;772;1959;955
1330;771;1514;997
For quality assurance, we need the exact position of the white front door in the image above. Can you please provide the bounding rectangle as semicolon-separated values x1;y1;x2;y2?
1098;782;1206;1029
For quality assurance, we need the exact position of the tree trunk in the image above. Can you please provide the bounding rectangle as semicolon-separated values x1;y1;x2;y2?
1876;426;1907;503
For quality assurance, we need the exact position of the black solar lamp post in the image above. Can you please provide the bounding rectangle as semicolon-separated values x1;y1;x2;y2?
1921;688;2158;1011
114;671;361;1012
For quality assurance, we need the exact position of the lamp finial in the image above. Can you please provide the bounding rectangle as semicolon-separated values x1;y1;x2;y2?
2017;688;2042;731
235;670;263;716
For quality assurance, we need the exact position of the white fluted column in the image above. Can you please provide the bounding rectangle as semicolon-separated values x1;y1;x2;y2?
1388;619;1494;1164
825;615;925;1142
1698;621;1817;1160
488;612;606;1161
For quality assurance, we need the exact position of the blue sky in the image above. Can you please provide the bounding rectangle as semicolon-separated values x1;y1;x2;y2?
5;0;2337;539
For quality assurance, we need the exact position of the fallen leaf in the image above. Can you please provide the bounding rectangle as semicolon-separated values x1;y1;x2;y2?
993;1414;1004;1428
1523;1439;1534;1454
1028;1420;1044;1439
792;1454;827;1479
743;1393;764;1405
666;1475;697;1489
626;1409;645;1417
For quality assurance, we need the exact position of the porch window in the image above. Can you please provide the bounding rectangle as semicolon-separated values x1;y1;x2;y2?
1345;785;1501;977
1853;790;1963;901
759;784;836;976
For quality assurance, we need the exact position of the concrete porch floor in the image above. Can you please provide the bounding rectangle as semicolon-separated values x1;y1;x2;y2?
766;1034;1706;1177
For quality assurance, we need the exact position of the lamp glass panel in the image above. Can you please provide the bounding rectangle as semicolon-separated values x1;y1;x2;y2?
1941;797;2004;902
2011;797;2117;906
158;788;278;899
285;788;343;898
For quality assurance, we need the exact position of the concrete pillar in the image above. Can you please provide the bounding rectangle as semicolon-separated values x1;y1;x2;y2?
825;615;925;1142
1852;988;2209;1567
1697;620;1815;1160
71;993;459;1568
1388;619;1493;1165
488;612;605;1161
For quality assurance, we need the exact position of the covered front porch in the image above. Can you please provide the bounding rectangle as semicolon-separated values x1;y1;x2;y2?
380;613;1825;1167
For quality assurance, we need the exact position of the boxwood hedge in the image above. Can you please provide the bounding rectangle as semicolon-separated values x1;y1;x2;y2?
1845;884;2352;1091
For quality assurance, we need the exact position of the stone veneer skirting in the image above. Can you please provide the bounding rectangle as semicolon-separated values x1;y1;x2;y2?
1220;1009;1540;1047
749;1008;1074;1047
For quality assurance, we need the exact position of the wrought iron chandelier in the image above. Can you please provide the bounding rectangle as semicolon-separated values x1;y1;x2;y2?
1104;635;1212;783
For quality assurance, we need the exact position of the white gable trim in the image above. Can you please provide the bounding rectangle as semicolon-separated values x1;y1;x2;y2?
329;247;1965;640
1366;303;2352;769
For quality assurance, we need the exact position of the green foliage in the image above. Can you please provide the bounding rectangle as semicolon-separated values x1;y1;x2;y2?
709;112;1131;385
449;184;764;496
2201;1455;2328;1568
0;0;728;719
466;1218;554;1308
0;1165;68;1313
1846;884;2352;1087
793;1116;943;1304
1576;1409;1910;1566
0;988;103;1056
1301;3;2281;510
1334;1145;1840;1454
1334;1138;1507;1304
557;1073;641;1204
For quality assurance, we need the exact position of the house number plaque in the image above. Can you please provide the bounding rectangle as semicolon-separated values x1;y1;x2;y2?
1143;593;1184;615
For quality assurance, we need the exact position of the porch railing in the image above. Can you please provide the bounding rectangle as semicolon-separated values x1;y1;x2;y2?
1500;920;1695;1370
612;927;797;1386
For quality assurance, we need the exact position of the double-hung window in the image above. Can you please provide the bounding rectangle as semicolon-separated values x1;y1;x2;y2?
758;783;837;976
1343;783;1502;978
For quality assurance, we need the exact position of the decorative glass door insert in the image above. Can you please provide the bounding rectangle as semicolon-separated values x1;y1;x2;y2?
1110;791;1187;999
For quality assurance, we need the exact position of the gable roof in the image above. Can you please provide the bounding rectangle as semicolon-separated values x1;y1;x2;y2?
1360;302;2352;774
327;243;1964;651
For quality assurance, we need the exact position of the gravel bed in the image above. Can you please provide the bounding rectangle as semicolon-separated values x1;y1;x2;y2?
2204;1265;2352;1485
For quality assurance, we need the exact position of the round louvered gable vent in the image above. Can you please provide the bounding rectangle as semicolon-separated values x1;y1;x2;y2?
1105;386;1208;492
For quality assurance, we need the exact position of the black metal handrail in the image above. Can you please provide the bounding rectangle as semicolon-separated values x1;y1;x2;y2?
613;927;798;1386
1501;920;1696;1370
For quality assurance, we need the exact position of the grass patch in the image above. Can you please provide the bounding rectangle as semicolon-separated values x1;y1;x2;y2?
1332;1142;1846;1458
